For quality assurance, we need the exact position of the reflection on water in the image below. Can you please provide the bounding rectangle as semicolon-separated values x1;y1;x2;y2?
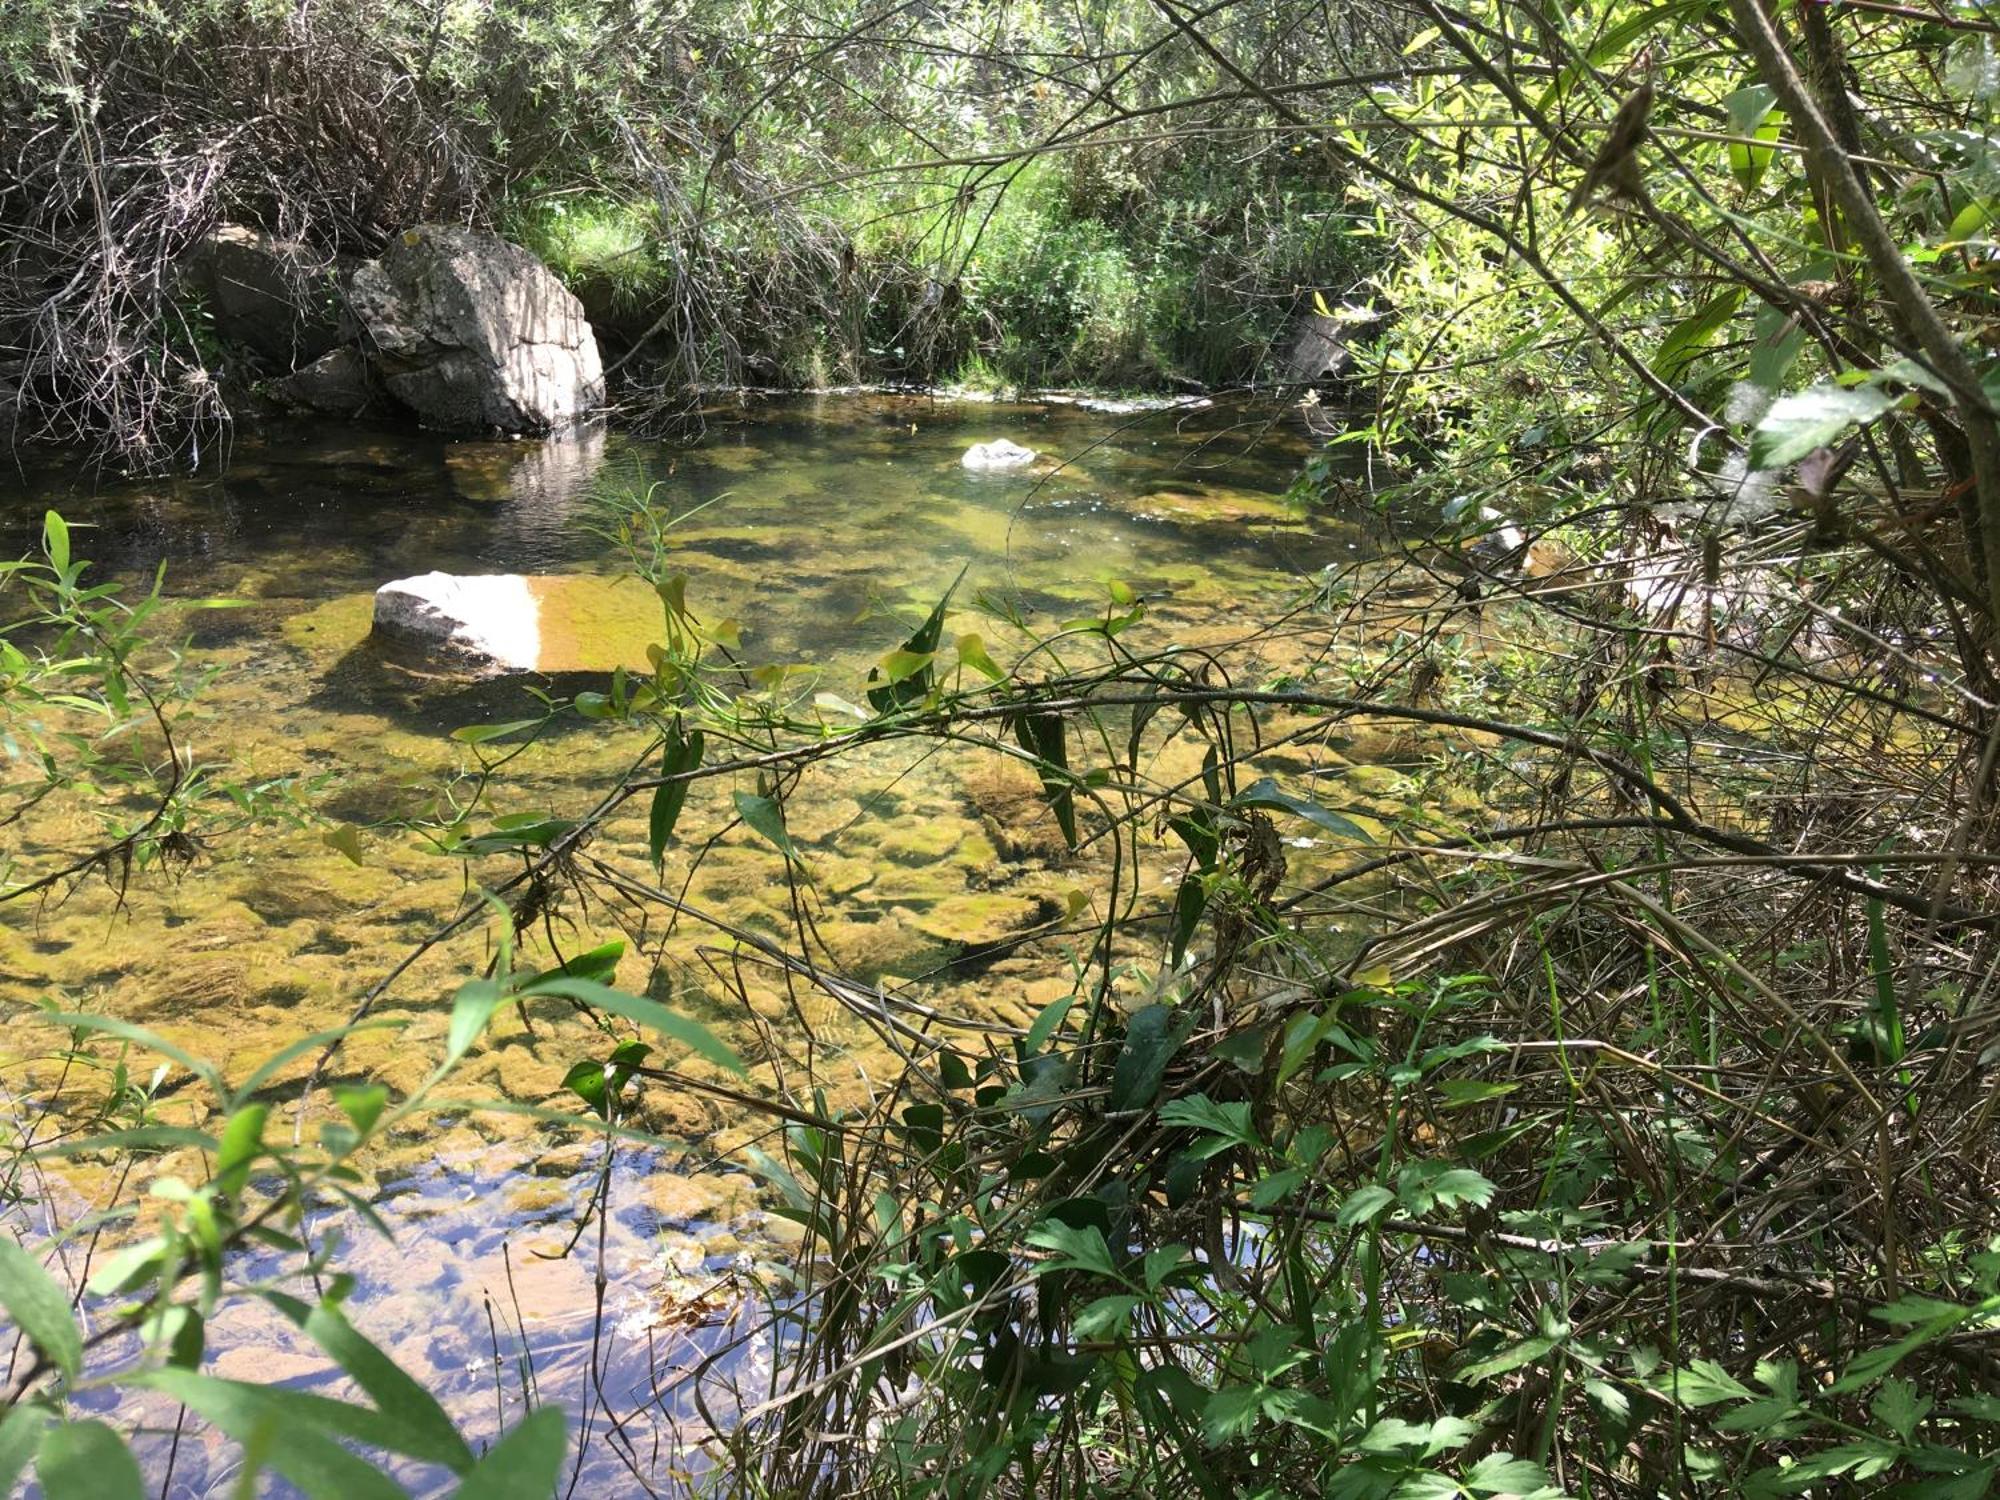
1;395;1368;1495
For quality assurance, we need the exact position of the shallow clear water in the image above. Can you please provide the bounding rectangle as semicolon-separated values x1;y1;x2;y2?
0;394;1368;1494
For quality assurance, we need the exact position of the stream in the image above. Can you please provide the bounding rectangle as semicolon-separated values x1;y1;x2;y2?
0;394;1380;1494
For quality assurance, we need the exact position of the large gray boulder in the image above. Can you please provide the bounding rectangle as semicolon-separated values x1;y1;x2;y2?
185;225;345;369
347;226;603;434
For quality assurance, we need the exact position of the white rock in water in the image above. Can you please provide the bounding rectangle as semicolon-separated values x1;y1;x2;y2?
372;572;540;671
961;438;1037;471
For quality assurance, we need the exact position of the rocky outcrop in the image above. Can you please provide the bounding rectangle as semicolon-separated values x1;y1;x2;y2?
961;438;1037;471
347;226;603;434
1280;303;1389;387
185;226;345;370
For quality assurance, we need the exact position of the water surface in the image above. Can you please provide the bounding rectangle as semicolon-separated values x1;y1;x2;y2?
1;394;1376;1493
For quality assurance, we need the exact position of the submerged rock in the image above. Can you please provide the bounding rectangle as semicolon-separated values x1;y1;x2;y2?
364;571;670;674
347;226;604;434
372;573;542;671
961;438;1037;471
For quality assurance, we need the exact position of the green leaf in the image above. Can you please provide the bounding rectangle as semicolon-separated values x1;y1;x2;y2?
1025;1219;1121;1280
131;1372;406;1499
1749;384;1897;469
1723;85;1782;191
266;1295;474;1471
0;1237;81;1383
0;1405;50;1496
450;1406;569;1498
1013;710;1078;847
516;976;746;1075
215;1103;269;1195
866;568;964;712
956;633;1005;682
42;511;70;577
455;815;578;855
564;1060;609;1116
336;1084;390;1138
537;940;625;988
1662;1358;1755;1407
1465;1453;1554;1495
733;790;805;865
1459;1334;1560;1382
449;719;542;745
322;823;366;866
444;978;511;1067
1109;1004;1178;1112
1652;289;1745;383
1949;198;1998;242
1337;1184;1395;1227
1074;1294;1142;1338
648;727;703;869
1232;777;1369;842
1170;873;1207;968
1159;1094;1260;1156
1018;996;1071;1057
37;1420;142;1500
1429;1167;1496;1209
1201;1385;1264;1444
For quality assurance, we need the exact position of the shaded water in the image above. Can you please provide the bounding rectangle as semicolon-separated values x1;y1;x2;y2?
1;395;1375;1493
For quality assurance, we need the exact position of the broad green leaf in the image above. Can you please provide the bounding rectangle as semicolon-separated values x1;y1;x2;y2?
42;512;70;577
1949;198;1997;241
1013;710;1078;847
215;1104;269;1195
1651;289;1743;382
336;1084;390;1137
449;719;541;745
0;1237;81;1383
444;978;510;1067
37;1420;141;1500
1748;384;1897;469
275;1298;473;1471
1337;1184;1396;1227
956;633;1004;681
322;823;365;866
1025;1219;1121;1280
1109;1003;1177;1112
1232;777;1369;842
866;568;964;713
1023;994;1074;1053
450;1406;568;1498
1459;1334;1560;1382
1074;1294;1142;1338
517;976;746;1075
1465;1453;1554;1495
733;790;805;865
132;1371;406;1498
648;727;703;869
0;1405;48;1495
1159;1094;1260;1155
1723;85;1781;191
